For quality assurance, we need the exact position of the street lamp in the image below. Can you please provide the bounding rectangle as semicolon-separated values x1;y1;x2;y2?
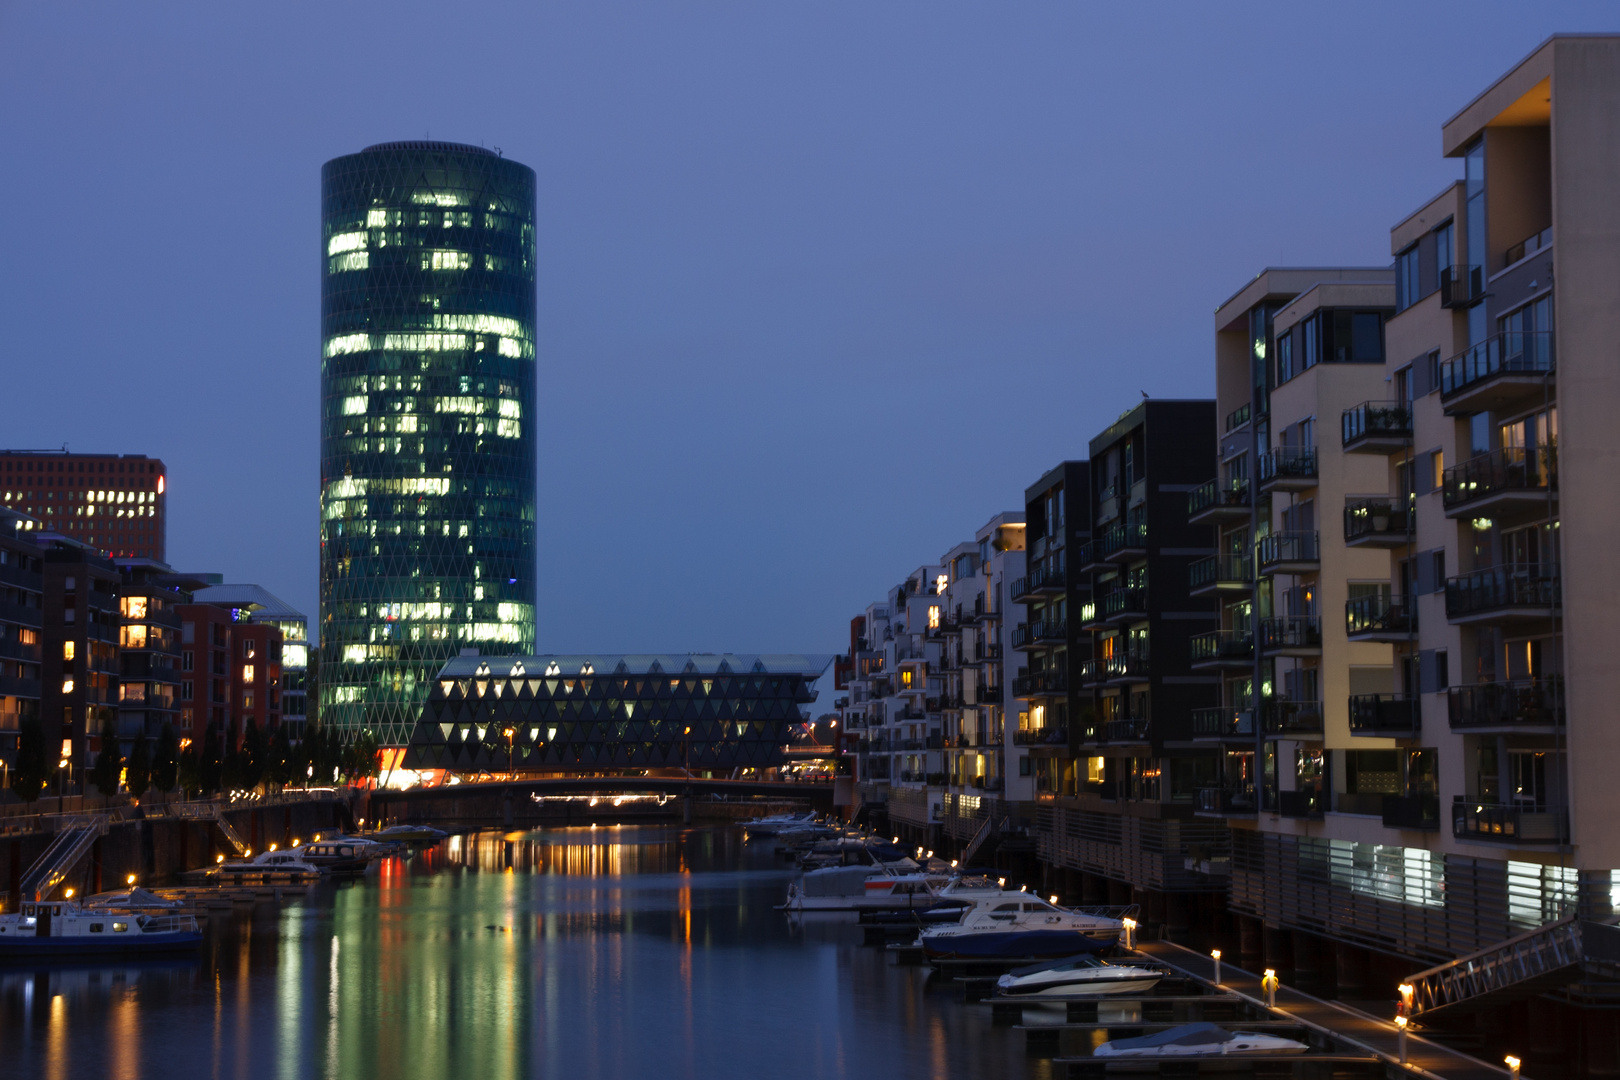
1261;968;1279;1009
1505;1057;1520;1080
1395;1015;1408;1064
1211;949;1222;985
504;727;515;776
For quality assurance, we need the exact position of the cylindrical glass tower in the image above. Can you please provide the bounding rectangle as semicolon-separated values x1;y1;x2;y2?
319;141;537;745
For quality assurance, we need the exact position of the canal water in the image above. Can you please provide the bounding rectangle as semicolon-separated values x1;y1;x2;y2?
0;825;1046;1079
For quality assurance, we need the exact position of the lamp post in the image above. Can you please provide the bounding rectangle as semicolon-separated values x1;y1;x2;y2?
1261;968;1278;1009
1211;949;1222;985
1395;1015;1408;1064
1505;1057;1521;1080
1121;917;1137;951
504;727;515;777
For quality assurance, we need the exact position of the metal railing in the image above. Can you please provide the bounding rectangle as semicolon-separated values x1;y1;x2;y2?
1256;531;1318;570
1225;403;1251;432
1439;263;1484;308
1445;565;1560;619
1012;669;1067;697
1013;725;1068;746
1345;594;1416;636
1448;677;1564;729
1259;447;1317;485
1440;331;1555;398
1103;718;1149;742
1190;629;1253;664
1187;477;1249;518
1405;915;1581;1018
1343;496;1412;543
1097;520;1147;559
1442;445;1556;510
1191;707;1254;738
1104;651;1149;680
1347;694;1419;735
1261;699;1324;736
1099;587;1147;620
1259;616;1321;651
1188;553;1251;591
1341;400;1411;445
1452;797;1567;843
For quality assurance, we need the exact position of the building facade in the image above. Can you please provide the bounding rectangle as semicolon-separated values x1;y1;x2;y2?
0;509;44;770
0;452;167;561
192;585;309;736
319;141;538;745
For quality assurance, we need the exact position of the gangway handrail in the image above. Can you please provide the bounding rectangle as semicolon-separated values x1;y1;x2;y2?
1405;914;1582;1016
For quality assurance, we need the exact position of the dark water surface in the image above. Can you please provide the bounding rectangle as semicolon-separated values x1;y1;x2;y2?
0;826;1043;1079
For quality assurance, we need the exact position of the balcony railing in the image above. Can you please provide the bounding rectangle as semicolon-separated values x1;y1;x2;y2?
1261;699;1324;737
1452;797;1567;843
1259;447;1318;487
1256;531;1319;572
1190;629;1253;665
1011;563;1064;601
1278;790;1325;818
1259;616;1321;652
1197;786;1257;814
1439;263;1484;308
1104;650;1150;681
1442;446;1556;511
1012;669;1068;697
1103;718;1149;742
1098;521;1147;560
1440;331;1555;399
1344;496;1413;544
1347;694;1420;736
1345;595;1416;637
1445;565;1559;621
1191;707;1254;739
1013;725;1068;747
1078;658;1103;684
1099;587;1147;621
1382;794;1441;831
1226;402;1252;432
1189;553;1252;592
1448;677;1564;730
1187;477;1250;519
1341;400;1412;446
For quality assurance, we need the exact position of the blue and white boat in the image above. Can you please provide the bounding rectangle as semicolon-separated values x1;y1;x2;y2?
0;900;202;958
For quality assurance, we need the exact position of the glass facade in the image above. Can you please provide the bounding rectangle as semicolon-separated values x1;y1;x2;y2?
320;142;537;745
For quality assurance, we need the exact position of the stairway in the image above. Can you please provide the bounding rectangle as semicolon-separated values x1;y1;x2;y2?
960;814;995;865
1404;915;1620;1018
19;816;109;901
213;814;251;856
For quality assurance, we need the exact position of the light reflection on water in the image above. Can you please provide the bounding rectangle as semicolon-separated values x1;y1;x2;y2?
0;826;1032;1080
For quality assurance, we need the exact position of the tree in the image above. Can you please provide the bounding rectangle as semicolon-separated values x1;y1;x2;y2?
151;723;179;794
89;718;123;797
264;724;292;790
10;716;49;803
124;735;151;799
177;738;201;797
342;728;380;785
199;724;223;795
287;730;310;788
240;717;265;791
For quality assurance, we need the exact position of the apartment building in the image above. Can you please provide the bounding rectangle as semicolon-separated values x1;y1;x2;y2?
0;452;168;561
192;584;308;736
1191;38;1620;1071
1011;462;1091;795
0;509;44;769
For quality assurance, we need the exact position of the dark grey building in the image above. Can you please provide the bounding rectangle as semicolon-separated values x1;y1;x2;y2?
319;141;538;745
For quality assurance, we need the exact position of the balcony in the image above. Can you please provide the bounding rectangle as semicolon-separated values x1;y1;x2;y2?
1078;658;1104;685
1099;521;1148;564
1259;448;1318;492
1347;694;1420;736
1190;629;1254;669
1341;400;1412;453
1188;478;1251;524
1104;650;1150;683
1448;677;1563;732
1452;797;1567;844
1011;563;1066;601
1261;699;1324;738
1102;718;1149;742
1188;554;1252;597
1345;595;1416;641
1099;587;1148;624
1191;706;1255;741
1440;331;1555;416
1012;669;1068;698
1010;619;1066;651
1445;565;1559;625
1226;402;1252;432
1381;794;1441;831
1439;263;1484;308
1197;786;1257;815
1256;531;1319;575
1442;446;1556;522
1077;541;1105;572
1277;790;1325;818
1343;497;1414;548
1259;616;1321;655
1013;725;1068;747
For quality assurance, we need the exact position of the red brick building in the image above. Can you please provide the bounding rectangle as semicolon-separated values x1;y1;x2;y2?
175;603;283;748
0;451;168;561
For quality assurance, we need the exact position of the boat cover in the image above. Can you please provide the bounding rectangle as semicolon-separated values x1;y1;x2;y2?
800;866;882;897
1105;1023;1236;1050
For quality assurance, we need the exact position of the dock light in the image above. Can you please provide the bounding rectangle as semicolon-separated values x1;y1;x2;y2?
893;837;899;844
925;850;933;859
126;874;136;886
64;889;74;899
1050;895;1059;905
216;854;225;864
1019;885;1027;893
269;843;277;852
998;877;1006;888
950;860;958;868
1261;969;1278;1008
1398;983;1415;1012
1395;1014;1409;1064
1212;949;1222;985
1122;917;1137;950
1505;1056;1521;1080
292;839;300;847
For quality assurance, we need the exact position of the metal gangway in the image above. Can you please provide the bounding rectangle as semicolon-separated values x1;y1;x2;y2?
18;814;110;901
165;801;251;855
1406;915;1620;1018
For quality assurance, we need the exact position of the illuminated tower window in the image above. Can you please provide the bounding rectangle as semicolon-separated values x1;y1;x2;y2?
319;141;537;745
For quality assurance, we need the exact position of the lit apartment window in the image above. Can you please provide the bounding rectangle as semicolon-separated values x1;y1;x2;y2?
243;640;256;659
62;641;75;661
242;664;255;685
120;596;147;619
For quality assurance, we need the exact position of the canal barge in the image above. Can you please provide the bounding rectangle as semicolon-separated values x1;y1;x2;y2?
0;901;202;957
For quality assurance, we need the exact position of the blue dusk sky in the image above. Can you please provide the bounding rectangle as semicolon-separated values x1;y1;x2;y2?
0;4;1611;659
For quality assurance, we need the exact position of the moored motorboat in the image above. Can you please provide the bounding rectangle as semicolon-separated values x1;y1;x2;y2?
216;850;324;884
83;887;184;913
995;954;1169;997
918;893;1124;961
0;901;202;957
786;864;954;912
743;812;819;838
296;839;377;874
372;824;448;843
1094;1023;1308;1057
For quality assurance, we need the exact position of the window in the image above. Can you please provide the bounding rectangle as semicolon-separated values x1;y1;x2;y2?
1435;222;1454;275
1396;245;1420;312
1435;650;1449;691
63;576;76;593
243;691;255;710
120;596;147;619
182;650;193;672
243;640;256;659
1431;550;1446;593
242;664;255;685
1276;332;1295;383
181;681;193;701
63;608;75;624
62;641;74;661
1302;315;1319;370
1429;449;1444;491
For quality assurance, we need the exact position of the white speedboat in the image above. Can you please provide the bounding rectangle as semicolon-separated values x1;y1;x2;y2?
83;887;184;913
217;850;324;883
743;812;819;838
786;864;955;912
919;893;1124;961
1094;1023;1308;1058
0;900;201;957
996;954;1168;997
